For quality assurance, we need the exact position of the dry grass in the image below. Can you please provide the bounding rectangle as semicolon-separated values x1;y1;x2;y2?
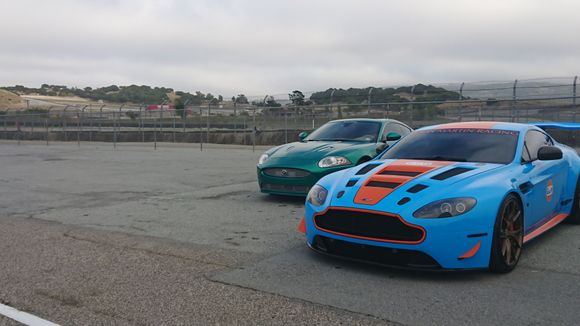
0;89;23;108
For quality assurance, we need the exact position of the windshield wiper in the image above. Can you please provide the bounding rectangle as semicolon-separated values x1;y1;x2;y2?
406;156;467;162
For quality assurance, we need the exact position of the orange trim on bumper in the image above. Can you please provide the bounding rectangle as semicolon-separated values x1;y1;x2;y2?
457;241;481;260
297;217;306;234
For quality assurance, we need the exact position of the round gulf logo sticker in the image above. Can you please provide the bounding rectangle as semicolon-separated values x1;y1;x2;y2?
546;179;553;202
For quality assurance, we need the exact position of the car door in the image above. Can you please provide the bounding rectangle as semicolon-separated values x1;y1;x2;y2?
519;130;567;230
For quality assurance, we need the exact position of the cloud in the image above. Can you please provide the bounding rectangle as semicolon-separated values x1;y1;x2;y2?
1;0;579;96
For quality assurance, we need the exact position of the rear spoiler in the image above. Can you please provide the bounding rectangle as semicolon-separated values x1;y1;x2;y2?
532;122;580;131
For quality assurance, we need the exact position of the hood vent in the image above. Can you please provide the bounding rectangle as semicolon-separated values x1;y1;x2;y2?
431;167;473;181
397;197;411;205
355;163;382;175
346;179;358;187
379;170;421;177
366;181;401;188
407;184;429;193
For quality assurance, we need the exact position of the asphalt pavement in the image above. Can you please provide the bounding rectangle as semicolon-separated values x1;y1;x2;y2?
1;141;579;325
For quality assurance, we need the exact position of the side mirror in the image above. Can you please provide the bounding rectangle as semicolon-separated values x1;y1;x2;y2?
299;132;308;142
376;143;388;154
537;146;562;161
385;132;402;142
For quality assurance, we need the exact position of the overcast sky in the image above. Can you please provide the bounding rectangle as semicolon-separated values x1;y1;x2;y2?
1;0;579;96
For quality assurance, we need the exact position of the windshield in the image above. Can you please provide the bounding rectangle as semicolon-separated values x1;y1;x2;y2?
380;128;519;164
306;120;381;142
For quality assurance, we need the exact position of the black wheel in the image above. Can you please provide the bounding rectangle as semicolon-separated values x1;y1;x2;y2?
565;176;580;224
356;157;371;165
490;194;524;273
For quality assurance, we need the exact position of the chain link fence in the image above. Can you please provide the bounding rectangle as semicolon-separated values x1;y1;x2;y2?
1;77;578;150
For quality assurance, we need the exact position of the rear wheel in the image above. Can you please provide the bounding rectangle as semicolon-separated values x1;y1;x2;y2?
565;176;580;224
490;194;524;273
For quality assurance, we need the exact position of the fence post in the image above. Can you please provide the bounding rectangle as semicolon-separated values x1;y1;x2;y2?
512;79;518;122
159;100;167;134
284;107;288;143
99;105;104;132
88;106;93;142
573;76;577;122
410;85;415;127
206;102;211;145
367;87;373;117
77;111;81;147
46;108;52;146
173;112;176;143
139;106;144;142
154;114;157;150
63;106;69;142
3;111;7;140
459;82;464;122
253;107;257;152
199;107;203;151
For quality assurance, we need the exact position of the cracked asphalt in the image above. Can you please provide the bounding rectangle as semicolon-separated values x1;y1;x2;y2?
1;141;580;325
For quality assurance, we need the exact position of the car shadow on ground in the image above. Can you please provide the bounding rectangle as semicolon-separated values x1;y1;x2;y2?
257;193;306;206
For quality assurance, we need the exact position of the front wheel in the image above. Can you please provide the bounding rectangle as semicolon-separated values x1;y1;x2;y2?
489;194;524;273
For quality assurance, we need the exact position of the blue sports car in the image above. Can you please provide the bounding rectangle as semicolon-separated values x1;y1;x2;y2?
298;121;580;272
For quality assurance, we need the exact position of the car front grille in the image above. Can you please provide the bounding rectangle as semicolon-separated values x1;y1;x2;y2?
263;168;311;178
314;208;425;243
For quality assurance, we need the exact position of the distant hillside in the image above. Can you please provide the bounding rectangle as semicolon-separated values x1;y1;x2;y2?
0;89;22;107
1;84;217;106
309;84;460;105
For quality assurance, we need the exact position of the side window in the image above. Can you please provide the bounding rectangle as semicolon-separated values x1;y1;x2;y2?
523;130;551;162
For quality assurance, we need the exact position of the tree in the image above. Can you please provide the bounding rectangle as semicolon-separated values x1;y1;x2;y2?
235;94;249;104
174;98;186;118
289;90;306;106
218;95;223;102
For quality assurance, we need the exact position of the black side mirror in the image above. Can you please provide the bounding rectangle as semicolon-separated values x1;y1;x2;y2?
385;132;402;142
376;143;388;154
537;146;562;161
299;132;308;142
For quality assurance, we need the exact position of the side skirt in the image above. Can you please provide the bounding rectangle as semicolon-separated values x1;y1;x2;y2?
523;213;568;243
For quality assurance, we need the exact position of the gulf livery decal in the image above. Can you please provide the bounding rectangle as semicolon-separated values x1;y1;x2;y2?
546;179;553;202
354;159;452;205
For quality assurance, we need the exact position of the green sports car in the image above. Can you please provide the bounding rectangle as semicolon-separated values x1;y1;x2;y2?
257;118;412;196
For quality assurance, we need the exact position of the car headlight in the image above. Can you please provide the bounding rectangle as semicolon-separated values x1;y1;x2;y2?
307;185;328;206
258;154;269;165
318;156;351;168
413;197;477;218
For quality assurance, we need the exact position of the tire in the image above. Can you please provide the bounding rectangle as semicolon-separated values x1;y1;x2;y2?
565;176;580;224
356;157;371;165
489;194;524;273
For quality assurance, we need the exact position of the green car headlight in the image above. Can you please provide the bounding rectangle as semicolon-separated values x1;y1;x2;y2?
307;185;328;206
318;156;351;168
413;197;477;218
258;153;269;165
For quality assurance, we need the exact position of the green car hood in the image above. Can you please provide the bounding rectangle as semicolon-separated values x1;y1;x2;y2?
262;141;376;168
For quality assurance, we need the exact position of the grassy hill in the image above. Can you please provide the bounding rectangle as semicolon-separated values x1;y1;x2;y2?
0;89;23;108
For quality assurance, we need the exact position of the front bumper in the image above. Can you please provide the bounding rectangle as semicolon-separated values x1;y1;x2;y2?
305;206;494;270
257;166;350;196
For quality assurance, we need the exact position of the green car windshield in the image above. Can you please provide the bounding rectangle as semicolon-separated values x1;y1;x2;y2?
306;120;382;143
